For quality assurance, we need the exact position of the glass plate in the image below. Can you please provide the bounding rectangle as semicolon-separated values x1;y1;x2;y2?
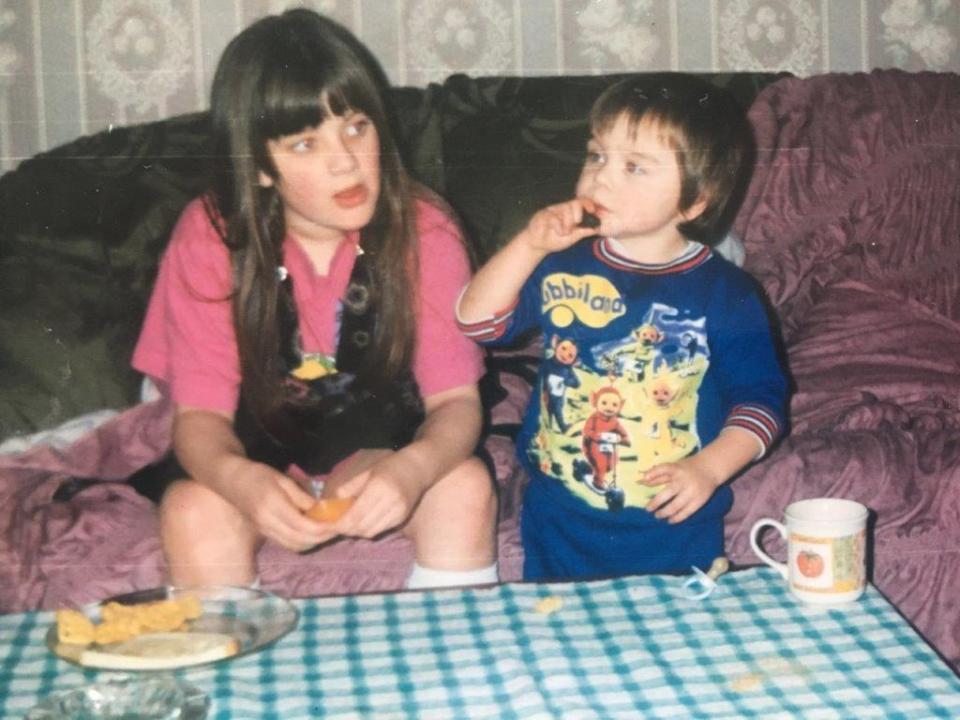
47;586;299;671
25;673;209;719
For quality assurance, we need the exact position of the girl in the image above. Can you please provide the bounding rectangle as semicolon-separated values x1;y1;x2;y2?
132;9;497;590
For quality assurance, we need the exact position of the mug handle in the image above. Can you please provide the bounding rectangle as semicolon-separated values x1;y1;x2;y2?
749;519;789;579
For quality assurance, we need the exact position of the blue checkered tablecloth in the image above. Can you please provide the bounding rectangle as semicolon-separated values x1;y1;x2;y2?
2;567;959;719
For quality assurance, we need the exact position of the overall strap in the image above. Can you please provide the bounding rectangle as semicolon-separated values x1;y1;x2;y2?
333;250;375;375
236;247;425;475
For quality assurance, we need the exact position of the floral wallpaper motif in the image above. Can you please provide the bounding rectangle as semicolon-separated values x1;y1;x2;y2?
881;0;958;69
2;0;959;170
0;0;21;88
574;0;663;69
719;0;822;75
85;0;191;114
405;0;513;81
0;0;20;172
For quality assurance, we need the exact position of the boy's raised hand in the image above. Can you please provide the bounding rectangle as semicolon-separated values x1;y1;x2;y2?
520;197;600;254
457;196;600;327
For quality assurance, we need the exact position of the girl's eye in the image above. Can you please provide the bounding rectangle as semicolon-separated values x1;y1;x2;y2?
586;151;605;165
626;162;646;176
345;118;370;138
290;137;313;153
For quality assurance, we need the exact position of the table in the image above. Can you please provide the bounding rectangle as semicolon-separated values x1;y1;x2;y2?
2;568;959;719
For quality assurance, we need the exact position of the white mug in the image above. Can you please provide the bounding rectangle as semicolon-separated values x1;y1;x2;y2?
750;498;868;604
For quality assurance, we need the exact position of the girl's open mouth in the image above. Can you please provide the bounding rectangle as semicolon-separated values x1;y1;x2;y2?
333;184;368;209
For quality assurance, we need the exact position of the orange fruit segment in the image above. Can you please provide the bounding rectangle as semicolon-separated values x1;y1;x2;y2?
305;497;354;522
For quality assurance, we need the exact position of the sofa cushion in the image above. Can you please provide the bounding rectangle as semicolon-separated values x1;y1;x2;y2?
724;280;960;668
786;280;960;438
736;69;960;340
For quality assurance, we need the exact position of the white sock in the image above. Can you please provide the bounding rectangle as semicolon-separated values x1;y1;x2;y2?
406;562;499;590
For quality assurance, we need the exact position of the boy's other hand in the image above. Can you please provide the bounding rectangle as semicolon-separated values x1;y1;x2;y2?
520;197;600;254
639;455;723;524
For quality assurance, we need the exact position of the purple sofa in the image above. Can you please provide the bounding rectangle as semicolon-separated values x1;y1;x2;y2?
1;69;958;672
724;70;960;671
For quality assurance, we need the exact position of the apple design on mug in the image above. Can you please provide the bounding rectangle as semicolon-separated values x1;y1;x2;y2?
797;550;825;578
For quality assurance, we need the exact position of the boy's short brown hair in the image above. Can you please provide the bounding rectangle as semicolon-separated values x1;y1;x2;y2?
589;73;754;243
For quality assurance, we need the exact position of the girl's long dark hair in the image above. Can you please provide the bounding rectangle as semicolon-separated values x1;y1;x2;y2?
208;9;418;430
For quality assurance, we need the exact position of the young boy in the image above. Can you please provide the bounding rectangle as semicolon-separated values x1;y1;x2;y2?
457;74;788;581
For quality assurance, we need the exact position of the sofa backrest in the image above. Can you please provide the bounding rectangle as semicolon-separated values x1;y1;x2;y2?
0;112;214;439
0;72;780;440
421;73;783;263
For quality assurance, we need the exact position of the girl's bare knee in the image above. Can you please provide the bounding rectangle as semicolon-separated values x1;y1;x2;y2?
405;457;497;567
440;457;498;534
405;457;496;541
447;457;497;516
158;479;259;586
161;480;211;524
159;480;248;539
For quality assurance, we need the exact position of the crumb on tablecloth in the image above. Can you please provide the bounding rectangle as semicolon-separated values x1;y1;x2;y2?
534;596;563;615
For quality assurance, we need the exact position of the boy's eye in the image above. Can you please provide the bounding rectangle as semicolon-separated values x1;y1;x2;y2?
586;151;605;165
626;161;646;176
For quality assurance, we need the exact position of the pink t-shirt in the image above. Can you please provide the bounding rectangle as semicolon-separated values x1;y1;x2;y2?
133;196;484;412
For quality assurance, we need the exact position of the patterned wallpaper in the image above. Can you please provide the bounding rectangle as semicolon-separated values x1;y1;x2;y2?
2;0;959;171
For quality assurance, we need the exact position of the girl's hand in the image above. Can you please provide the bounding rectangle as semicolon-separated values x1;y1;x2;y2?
519;197;600;254
639;455;723;524
223;458;336;551
324;450;429;540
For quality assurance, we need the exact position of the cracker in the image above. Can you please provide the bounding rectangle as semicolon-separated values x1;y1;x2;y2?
56;595;205;651
175;594;203;620
136;600;187;633
56;609;96;646
94;618;139;645
100;601;140;625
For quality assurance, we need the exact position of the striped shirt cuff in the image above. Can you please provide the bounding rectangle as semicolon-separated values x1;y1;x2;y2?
455;288;517;343
723;404;782;459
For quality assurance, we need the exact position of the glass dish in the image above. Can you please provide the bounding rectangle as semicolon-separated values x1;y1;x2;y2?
47;586;299;671
25;673;209;719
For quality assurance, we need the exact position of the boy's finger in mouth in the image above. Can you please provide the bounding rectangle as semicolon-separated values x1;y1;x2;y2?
578;210;601;229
